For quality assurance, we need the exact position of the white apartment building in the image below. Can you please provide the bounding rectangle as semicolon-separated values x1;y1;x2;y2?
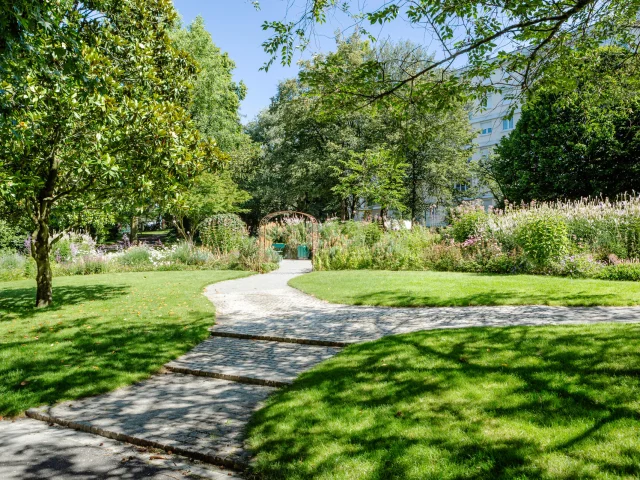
469;77;521;210
424;71;521;226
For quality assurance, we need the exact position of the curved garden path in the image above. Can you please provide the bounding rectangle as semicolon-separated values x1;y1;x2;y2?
23;260;640;477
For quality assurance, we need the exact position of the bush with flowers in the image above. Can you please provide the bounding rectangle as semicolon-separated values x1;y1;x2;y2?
312;195;640;281
0;223;280;281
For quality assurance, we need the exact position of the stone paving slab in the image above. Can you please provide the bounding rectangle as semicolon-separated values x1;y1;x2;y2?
206;260;640;345
27;372;275;470
0;418;242;479
166;337;341;386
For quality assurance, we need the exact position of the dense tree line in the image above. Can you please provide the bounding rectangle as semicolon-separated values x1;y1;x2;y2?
487;47;640;204
241;36;474;224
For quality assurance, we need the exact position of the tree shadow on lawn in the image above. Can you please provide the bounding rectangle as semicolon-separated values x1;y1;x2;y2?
248;324;640;479
0;309;214;416
348;289;621;307
0;283;130;320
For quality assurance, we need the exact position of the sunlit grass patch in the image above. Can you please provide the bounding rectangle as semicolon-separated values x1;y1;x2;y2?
290;270;640;307
0;270;249;417
248;323;640;479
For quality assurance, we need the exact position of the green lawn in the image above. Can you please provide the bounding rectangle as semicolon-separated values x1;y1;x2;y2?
248;323;640;479
290;271;640;307
0;270;249;417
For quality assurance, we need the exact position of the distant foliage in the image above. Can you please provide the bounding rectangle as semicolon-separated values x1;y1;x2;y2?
0;220;25;252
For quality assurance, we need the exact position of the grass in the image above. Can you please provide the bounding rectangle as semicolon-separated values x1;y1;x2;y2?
290;271;640;307
138;230;171;236
248;323;640;479
0;270;249;417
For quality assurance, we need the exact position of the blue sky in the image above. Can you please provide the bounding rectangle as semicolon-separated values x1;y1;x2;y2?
172;1;437;123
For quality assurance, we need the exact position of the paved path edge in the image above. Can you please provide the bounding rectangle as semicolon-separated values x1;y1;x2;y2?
25;408;249;471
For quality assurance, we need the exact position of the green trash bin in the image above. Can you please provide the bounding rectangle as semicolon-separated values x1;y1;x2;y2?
297;245;310;259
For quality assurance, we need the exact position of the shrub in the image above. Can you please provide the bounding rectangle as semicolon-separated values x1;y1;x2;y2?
167;242;212;266
460;235;502;267
622;216;640;259
0;251;32;281
200;214;248;255
313;225;439;271
551;254;605;278
483;250;529;274
424;243;463;272
598;262;640;281
515;214;570;267
54;255;109;276
117;246;152;266
450;201;488;242
235;237;280;273
52;232;98;263
363;222;382;246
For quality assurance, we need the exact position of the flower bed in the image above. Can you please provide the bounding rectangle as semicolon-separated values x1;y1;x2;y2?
0;232;280;282
313;196;640;281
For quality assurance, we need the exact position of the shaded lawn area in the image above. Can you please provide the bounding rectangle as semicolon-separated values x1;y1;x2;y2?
290;271;640;307
0;270;249;417
248;323;640;479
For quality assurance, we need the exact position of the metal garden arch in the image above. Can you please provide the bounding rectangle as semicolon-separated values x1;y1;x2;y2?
259;211;319;259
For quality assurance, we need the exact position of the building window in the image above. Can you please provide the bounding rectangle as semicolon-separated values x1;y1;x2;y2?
454;182;469;192
503;117;514;130
480;124;493;135
482;94;493;110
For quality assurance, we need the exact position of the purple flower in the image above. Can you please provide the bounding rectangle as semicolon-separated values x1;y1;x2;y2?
461;236;480;247
24;235;32;255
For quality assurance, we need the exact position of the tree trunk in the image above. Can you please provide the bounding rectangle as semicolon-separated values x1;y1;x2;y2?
380;208;387;231
130;216;139;243
33;221;53;308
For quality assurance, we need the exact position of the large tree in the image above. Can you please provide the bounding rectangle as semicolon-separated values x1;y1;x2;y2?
258;0;640;107
0;0;218;307
171;16;248;153
166;16;253;238
488;47;640;203
244;35;472;223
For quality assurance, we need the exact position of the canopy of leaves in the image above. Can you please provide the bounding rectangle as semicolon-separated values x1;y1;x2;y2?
243;35;473;223
171;16;248;152
168;171;251;241
257;0;640;108
0;0;218;229
489;47;640;203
